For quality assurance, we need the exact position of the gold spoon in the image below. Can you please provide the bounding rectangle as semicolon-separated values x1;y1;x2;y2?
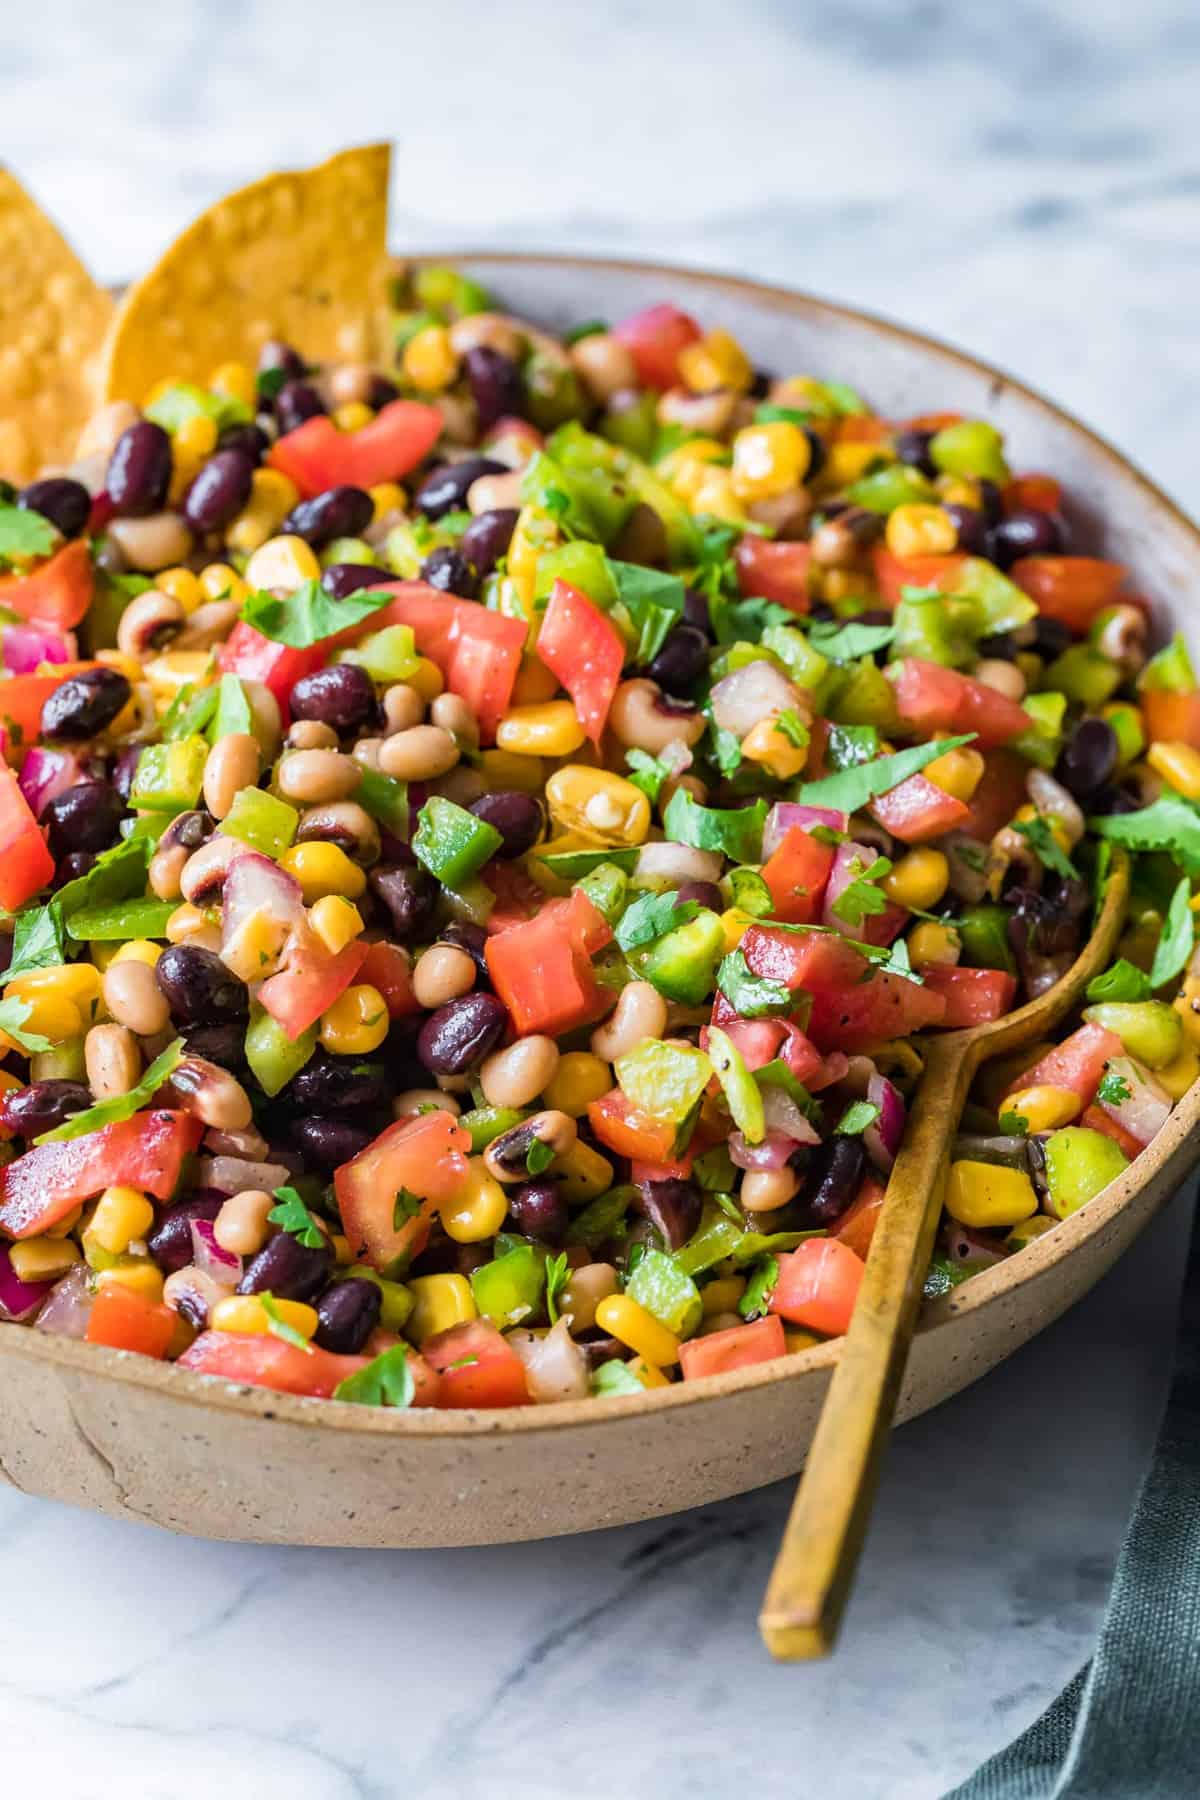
759;848;1131;1659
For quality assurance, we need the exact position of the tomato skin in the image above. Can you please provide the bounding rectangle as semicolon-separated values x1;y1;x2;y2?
679;1315;787;1380
734;539;813;612
872;549;965;608
258;939;368;1040
358;941;421;1018
368;581;527;740
613;303;702;389
761;826;835;924
740;925;946;1051
536;578;625;743
268;399;443;497
218;621;325;712
868;772;970;844
890;658;1031;750
485;891;612;1036
86;1282;176;1359
0;1110;203;1239
1142;689;1200;751
1010;556;1126;633
1004;1022;1124;1105
0;764;54;908
1080;1104;1143;1161
0;539;94;629
922;965;1018;1027
769;1239;865;1337
588;1090;679;1164
178;1330;372;1399
334;1110;473;1272
833;1174;888;1260
423;1319;530;1408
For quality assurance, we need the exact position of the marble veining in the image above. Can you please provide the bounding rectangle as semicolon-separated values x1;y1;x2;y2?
2;3;1198;1793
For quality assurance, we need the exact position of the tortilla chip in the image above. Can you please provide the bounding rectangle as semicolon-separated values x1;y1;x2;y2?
101;144;392;406
0;170;115;482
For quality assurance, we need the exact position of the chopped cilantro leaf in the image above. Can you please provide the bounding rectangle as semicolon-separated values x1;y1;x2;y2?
544;1251;571;1324
0;502;57;568
268;1186;326;1250
1149;876;1194;989
836;1099;882;1136
260;1293;313;1352
1014;815;1078;881
716;948;790;1018
1097;1070;1133;1107
333;1343;414;1407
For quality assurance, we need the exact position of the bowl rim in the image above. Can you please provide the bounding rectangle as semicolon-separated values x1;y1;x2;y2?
5;250;1199;1438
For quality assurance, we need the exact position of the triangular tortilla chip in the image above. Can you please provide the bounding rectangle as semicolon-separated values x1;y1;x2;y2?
102;144;392;406
0;170;115;481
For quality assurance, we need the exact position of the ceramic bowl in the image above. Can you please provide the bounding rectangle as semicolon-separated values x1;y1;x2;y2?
2;255;1197;1547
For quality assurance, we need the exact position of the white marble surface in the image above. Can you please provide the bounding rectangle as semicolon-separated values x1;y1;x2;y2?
3;3;1198;1795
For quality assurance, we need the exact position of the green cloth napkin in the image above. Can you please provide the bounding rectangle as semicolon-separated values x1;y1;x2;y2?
945;1195;1200;1798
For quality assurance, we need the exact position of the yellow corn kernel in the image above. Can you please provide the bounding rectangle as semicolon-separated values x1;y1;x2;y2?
331;1233;353;1266
156;565;204;613
544;1051;612;1118
545;765;650;846
701;1276;746;1317
402;323;459;392
551;1139;614;1204
784;1328;822;1353
407;656;445;702
209;361;256;409
0;989;83;1048
476;747;546;794
925;744;985;802
406;1272;477;1345
594;1294;681;1367
720;907;755;953
935;473;983;509
1146;740;1200;801
144;649;212;699
1005;1215;1057;1251
226;468;299;553
626;1356;671;1389
174;412;219;460
496;700;586;758
319;983;389;1056
507;504;557;610
1156;1043;1200;1100
166;902;215;944
210;1294;319;1339
88;1186;156;1256
1173;990;1200;1048
244;533;321;593
94;649;144;689
198;562;248;603
442;1158;509;1243
226;510;275;558
739;714;808;780
95;1261;166;1301
730;422;812;502
9;1236;81;1283
884;848;950;911
309;895;365;956
689;466;747;523
946;1160;1038;1229
907;920;961;969
677;328;753;395
658;437;728;496
1002;1084;1082;1133
368;482;407;522
821;441;890;490
885;502;957;558
111;938;164;967
333;400;374;432
9;961;102;1010
279;840;367;904
512;653;561;708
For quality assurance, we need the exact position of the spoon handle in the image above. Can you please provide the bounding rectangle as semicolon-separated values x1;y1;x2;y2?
758;1033;976;1659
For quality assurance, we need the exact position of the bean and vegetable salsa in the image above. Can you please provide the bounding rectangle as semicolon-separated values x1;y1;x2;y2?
0;275;1196;1412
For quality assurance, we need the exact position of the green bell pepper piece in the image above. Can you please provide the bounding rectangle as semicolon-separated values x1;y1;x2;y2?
470;1243;546;1328
319;536;376;569
524;352;586;432
549;422;698;562
1042;1126;1129;1219
762;623;829;691
891;589;976;668
1138;630;1196;694
705;1026;765;1144
825;656;901;729
566;1185;637;1249
412;264;493;318
1102;701;1145;766
1012;690;1067;769
638;909;726;1006
413;795;503;887
382;521;429;578
845;464;936;514
533;540;618;610
673;1202;746;1276
930;420;1010;484
951;559;1037;635
599;390;657;459
956;904;1016;975
615;1038;712;1125
343;1266;414;1332
459;1105;527;1153
337;624;420;683
218;786;298;858
625;1247;703;1338
130;736;208;814
1082;1000;1183;1068
521;448;619;544
573;863;631;922
1044;645;1122;708
591;1358;648;1396
244;1005;316;1097
356;766;409;837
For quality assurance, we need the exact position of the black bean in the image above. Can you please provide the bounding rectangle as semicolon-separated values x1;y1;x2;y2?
369;863;436;942
797;1136;866;1228
414;457;507;521
1055;717;1118;800
291;1116;373;1173
41;667;131;741
977;479;1004;525
647;623;709;695
111;746;142;802
507;1180;568;1245
147;1195;223;1275
675;880;724;913
976;630;1019;662
610;502;668;568
282;485;374;547
0;1079;91;1138
238;1228;333;1302
156;944;249;1026
637;1177;701;1250
43;781;125;857
468;790;543;859
183;449;255;534
257;339;306;381
991;508;1062;568
437;919;491;983
459;509;518;582
420;545;478;599
19;477;91;539
183;1023;246;1070
290;663;375;732
893;429;937;477
53;851;95;887
216;423;269;464
1087;782;1142;816
322;561;383;599
106;421;171;516
286;1050;389;1113
1032;616;1072;661
943;503;991;558
275;381;325;436
417;992;508;1076
313;1277;381;1354
464;347;524;432
369;375;400;410
681;586;712;639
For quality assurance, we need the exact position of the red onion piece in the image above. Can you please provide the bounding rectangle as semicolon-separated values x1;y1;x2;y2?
18;746;81;818
864;1072;907;1175
762;801;850;860
34;1263;94;1337
711;662;803;740
189;1218;242;1286
808;1051;850;1092
1099;1055;1170;1148
821;840;907;946
729;1128;798;1171
761;1085;821;1144
220;851;305;982
3;622;73;674
0;1244;53;1321
507;1318;589;1402
198;1154;293;1195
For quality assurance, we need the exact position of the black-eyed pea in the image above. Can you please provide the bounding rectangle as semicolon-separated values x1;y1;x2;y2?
466;470;523;515
276;748;361;804
591;981;668;1062
430;691;480;750
175;599;241;652
180;835;251;905
378;725;460;781
288;719;339;751
85;1023;143;1101
352;736;384;770
392;1087;462;1120
412;944;477;1011
568;332;639;404
483;1110;577;1183
608;678;706;752
479;1035;560;1110
116;589;185;661
382;684;425;734
213;1188;275;1257
149;842;188;901
106;511;194;572
165;1056;253;1131
202;732;261;821
447;312;525;361
102;959;170;1038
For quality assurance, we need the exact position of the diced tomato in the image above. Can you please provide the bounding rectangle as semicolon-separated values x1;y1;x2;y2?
959;749;1030;842
923;965;1017;1027
369;581;526;739
742;923;868;993
218;621;326;713
1142;689;1200;751
334;1110;473;1272
895;411;963;435
86;1282;176;1359
0;539;94;630
258;939;368;1041
1004;1022;1124;1105
268;399;443;498
833;1174;888;1260
178;1330;372;1399
761;825;835;924
741;924;946;1051
483;858;546;932
1080;1103;1143;1161
733;539;813;613
0;764;53;908
872;548;965;608
0;1110;202;1240
679;1315;787;1380
588;1090;679;1164
630;1148;696;1185
1002;474;1062;516
890;658;1031;750
769;1238;865;1337
613;303;702;389
485;891;612;1036
423;1318;530;1408
358;941;421;1018
834;414;890;443
869;772;970;844
536;578;625;743
1010;556;1126;633
704;1017;787;1071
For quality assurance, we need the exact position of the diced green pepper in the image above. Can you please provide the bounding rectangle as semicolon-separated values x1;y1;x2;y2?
762;624;829;691
1103;702;1145;766
130;736;208;814
673;1201;746;1276
956;904;1016;975
705;1026;765;1144
549;422;698;562
458;1104;527;1152
625;1247;703;1338
1013;690;1067;769
523;352;586;432
825;657;901;729
599;390;657;459
615;1038;712;1125
338;624;420;683
343;1266;414;1332
1042;1126;1129;1219
638;909;726;1005
845;464;936;514
470;1243;545;1328
413;796;503;888
1082;1000;1183;1068
891;590;976;668
412;264;493;319
244;1005;316;1097
591;1358;648;1396
1044;645;1122;708
533;540;618;610
574;862;630;921
930;420;1010;484
320;536;376;570
566;1185;637;1249
951;559;1037;635
219;786;298;858
64;899;176;942
356;766;409;836
382;521;429;578
1138;631;1196;694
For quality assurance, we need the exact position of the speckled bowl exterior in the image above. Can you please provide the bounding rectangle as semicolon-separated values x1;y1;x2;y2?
1;255;1197;1547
